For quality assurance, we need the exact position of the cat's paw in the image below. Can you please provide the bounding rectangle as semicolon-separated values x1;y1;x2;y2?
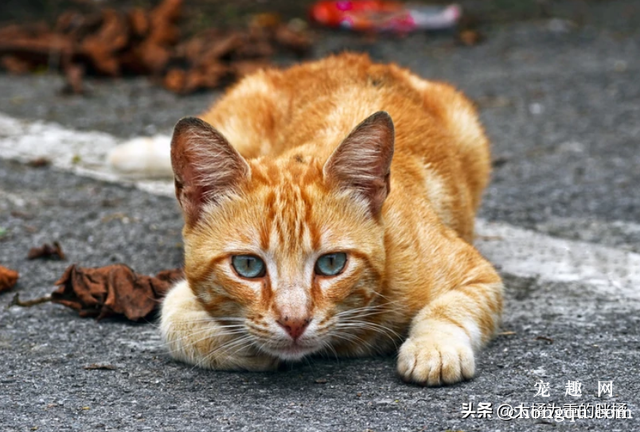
397;333;475;386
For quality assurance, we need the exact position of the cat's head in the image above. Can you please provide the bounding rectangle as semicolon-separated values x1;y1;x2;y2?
170;112;394;360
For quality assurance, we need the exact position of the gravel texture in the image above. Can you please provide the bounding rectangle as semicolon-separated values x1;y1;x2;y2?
1;3;639;430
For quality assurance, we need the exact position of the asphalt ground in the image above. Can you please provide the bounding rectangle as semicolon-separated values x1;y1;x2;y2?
1;4;639;431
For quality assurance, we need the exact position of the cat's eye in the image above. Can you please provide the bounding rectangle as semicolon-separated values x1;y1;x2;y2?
315;253;347;276
232;255;266;278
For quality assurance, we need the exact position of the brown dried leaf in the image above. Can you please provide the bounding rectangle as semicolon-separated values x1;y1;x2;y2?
150;0;182;28
138;41;171;74
81;9;130;76
232;60;270;78
187;62;230;92
55;11;104;41
0;32;75;66
164;61;229;94
200;32;244;63
155;268;184;283
27;241;66;260
0;24;30;40
51;264;183;321
0;22;50;39
0;0;313;95
147;23;180;47
0;265;19;293
273;26;311;55
1;55;32;74
128;8;149;37
147;0;182;46
236;33;275;59
55;11;83;34
163;68;187;93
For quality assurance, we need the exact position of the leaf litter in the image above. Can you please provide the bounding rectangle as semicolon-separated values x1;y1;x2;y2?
0;265;19;293
27;241;66;260
9;264;183;322
0;0;311;94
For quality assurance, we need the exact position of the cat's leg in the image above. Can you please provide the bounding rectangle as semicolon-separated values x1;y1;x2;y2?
160;280;279;371
397;258;503;386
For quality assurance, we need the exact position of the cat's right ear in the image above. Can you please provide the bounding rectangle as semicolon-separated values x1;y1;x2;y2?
323;111;395;217
170;117;250;226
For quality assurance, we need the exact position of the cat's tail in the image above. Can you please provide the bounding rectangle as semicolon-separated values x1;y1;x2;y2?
107;134;173;178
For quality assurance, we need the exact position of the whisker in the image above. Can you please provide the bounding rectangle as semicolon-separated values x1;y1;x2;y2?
318;338;340;363
333;300;401;320
335;320;401;350
192;335;255;370
329;331;373;356
163;325;246;347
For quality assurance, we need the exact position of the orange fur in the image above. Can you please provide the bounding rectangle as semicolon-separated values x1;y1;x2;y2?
160;53;503;385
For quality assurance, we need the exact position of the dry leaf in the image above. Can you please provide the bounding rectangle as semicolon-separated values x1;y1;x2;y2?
27;241;66;260
51;264;182;321
274;25;311;55
81;9;130;76
0;0;311;95
0;265;19;293
129;8;150;37
146;0;182;45
1;55;32;74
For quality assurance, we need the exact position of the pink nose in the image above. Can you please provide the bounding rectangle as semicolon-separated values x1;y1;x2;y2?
277;317;312;340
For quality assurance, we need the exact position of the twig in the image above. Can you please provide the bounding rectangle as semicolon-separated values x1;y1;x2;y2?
535;335;554;344
498;331;516;336
9;293;52;308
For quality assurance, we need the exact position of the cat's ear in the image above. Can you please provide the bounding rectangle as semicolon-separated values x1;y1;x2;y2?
323;111;395;216
171;117;250;226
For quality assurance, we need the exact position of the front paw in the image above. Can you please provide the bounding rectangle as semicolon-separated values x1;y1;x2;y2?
397;335;475;386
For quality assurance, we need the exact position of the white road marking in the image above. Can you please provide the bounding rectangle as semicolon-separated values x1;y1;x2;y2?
476;221;640;300
1;113;638;300
0;113;174;196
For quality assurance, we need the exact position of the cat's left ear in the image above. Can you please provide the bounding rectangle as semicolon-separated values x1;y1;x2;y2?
171;117;251;226
323;111;395;216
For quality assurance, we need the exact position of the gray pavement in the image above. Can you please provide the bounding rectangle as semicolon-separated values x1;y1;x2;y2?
1;5;639;431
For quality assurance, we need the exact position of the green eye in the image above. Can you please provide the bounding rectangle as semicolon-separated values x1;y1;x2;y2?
232;255;266;278
315;253;347;276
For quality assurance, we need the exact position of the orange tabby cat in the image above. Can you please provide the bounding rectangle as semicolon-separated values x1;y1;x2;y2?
160;53;503;386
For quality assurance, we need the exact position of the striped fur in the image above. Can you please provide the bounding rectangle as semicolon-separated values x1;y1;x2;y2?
160;53;503;386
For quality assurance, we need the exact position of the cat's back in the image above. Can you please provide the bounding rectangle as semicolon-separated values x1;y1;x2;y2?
202;54;487;179
200;53;490;239
202;53;443;158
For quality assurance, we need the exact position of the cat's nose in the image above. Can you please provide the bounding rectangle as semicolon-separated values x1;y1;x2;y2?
277;316;312;340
